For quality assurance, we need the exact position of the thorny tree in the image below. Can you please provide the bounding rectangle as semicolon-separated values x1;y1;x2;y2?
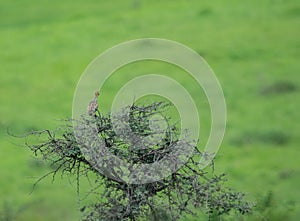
24;101;252;221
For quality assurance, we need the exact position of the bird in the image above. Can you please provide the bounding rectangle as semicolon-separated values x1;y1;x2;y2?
87;91;100;116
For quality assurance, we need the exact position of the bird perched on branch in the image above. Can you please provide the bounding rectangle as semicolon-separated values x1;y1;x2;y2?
87;91;100;116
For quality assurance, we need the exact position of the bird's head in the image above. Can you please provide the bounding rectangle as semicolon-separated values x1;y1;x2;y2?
95;91;100;97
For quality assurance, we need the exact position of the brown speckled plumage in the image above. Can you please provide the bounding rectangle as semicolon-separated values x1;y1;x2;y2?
87;91;100;116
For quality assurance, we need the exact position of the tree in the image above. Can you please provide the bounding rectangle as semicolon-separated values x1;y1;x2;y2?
25;101;252;221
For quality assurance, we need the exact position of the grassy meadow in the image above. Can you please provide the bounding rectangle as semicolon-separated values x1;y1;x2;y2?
0;0;299;220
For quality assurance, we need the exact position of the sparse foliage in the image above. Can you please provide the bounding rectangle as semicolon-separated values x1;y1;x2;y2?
25;101;252;221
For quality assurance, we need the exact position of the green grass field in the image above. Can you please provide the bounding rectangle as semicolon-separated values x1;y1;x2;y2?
1;0;299;220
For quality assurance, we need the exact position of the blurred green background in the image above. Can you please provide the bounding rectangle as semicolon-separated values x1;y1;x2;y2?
0;0;299;220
